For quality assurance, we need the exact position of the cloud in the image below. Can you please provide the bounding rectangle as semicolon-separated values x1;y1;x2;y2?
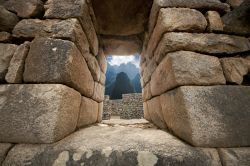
108;55;140;68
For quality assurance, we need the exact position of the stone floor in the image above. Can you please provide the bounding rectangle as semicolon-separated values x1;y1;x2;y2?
2;119;225;166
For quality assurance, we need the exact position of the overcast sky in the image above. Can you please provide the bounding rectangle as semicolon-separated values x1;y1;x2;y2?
107;55;140;68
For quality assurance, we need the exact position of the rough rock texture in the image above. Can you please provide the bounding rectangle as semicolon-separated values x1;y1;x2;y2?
147;8;207;57
220;57;249;85
0;84;81;144
154;33;250;63
5;42;30;83
0;144;13;165
219;148;250;166
151;51;226;96
226;0;244;8
142;83;152;101
0;44;17;82
23;37;94;98
205;11;224;32
148;0;229;36
97;102;103;122
77;96;99;128
143;102;151;122
92;0;153;35
147;97;167;129
160;86;250;147
0;32;11;43
0;0;44;18
102;35;142;55
2;125;221;166
83;53;101;82
97;48;107;73
44;0;98;55
0;6;19;32
222;0;250;35
92;82;105;102
13;18;90;55
142;60;157;85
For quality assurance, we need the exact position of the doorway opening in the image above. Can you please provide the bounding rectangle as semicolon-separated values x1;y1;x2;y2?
103;55;143;120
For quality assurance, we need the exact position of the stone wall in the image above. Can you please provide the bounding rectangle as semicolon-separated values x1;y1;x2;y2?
0;0;107;145
141;0;250;148
103;93;144;120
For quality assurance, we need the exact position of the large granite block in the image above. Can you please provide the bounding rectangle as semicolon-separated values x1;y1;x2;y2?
0;84;81;144
160;86;250;147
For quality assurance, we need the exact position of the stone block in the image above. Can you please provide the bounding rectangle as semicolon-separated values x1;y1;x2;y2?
23;37;94;97
160;86;250;147
142;83;152;101
0;0;44;18
0;84;81;144
102;35;142;55
147;96;167;129
92;82;105;102
0;6;19;32
151;51;226;96
142;60;157;85
5;42;30;83
97;48;107;73
97;102;103;122
147;8;207;59
2;126;221;166
44;0;98;55
143;102;151;122
219;148;250;166
154;33;250;64
0;32;11;43
148;0;229;36
99;72;106;85
13;19;90;55
83;53;101;82
220;57;249;85
205;11;224;32
222;0;250;35
226;0;244;8
0;44;17;82
77;96;99;128
0;144;12;165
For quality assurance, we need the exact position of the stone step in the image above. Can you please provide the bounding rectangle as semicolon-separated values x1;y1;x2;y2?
2;124;222;166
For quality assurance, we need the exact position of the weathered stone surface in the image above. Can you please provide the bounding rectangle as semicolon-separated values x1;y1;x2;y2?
92;82;105;102
143;102;151;122
5;42;30;83
151;51;226;96
226;0;244;8
219;148;250;166
97;48;107;73
154;33;250;63
2;125;221;166
147;97;167;129
0;84;81;144
0;144;12;165
142;60;157;84
160;86;250;147
97;102;103;122
0;6;19;32
13;18;90;55
77;96;99;128
102;35;142;55
99;72;106;86
92;0;152;35
206;11;224;32
0;32;11;43
83;53;101;82
44;0;98;55
0;44;17;82
222;0;250;35
23;37;94;97
220;57;249;85
147;8;207;57
0;0;44;18
142;83;152;101
148;0;229;36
